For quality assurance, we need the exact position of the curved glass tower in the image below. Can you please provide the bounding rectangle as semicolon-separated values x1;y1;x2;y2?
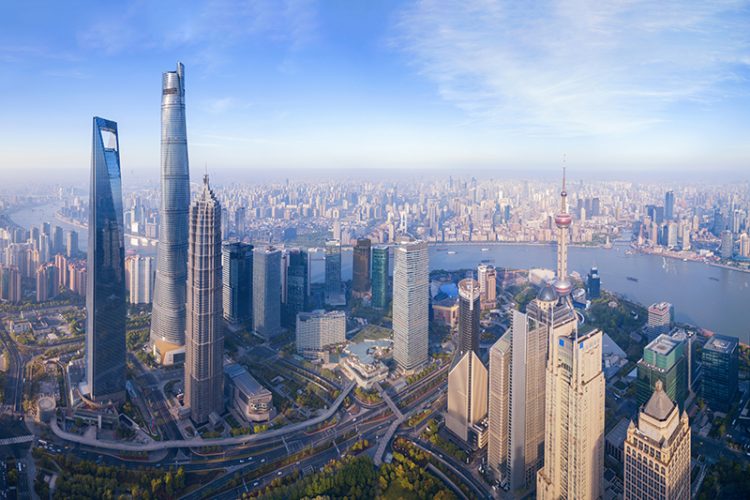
87;117;126;402
151;62;190;364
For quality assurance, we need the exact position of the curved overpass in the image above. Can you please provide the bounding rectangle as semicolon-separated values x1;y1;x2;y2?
50;382;355;452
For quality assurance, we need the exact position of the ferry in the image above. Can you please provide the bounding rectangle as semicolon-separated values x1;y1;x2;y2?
626;276;639;282
481;247;489;252
447;250;456;255
709;277;720;282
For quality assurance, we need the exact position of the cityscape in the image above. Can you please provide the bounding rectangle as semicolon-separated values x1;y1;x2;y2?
1;2;750;500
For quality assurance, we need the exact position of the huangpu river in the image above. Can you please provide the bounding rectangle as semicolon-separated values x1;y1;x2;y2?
10;203;749;343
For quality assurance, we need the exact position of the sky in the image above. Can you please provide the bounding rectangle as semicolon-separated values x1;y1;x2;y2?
1;0;749;178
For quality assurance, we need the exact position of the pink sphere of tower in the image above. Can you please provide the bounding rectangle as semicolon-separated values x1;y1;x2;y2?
555;213;572;228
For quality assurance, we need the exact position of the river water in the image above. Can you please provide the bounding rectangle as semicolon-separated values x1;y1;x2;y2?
10;204;749;342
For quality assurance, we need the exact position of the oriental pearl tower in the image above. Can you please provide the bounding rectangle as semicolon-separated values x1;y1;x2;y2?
553;166;573;298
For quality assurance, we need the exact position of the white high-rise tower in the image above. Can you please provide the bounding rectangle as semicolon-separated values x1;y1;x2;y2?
392;239;428;373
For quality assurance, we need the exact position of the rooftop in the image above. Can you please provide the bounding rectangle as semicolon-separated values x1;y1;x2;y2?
704;334;738;354
643;380;676;421
224;363;268;397
646;334;680;356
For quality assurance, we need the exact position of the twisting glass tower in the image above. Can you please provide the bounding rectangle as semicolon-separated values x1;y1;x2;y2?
87;117;126;403
185;175;224;424
151;62;190;364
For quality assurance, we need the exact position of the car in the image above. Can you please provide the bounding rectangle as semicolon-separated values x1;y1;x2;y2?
253;482;259;487
260;458;266;463
240;459;245;463
277;471;282;476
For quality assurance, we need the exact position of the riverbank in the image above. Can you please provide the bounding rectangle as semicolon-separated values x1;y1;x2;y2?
634;245;750;274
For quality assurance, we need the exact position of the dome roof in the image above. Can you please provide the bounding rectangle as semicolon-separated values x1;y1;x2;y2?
537;284;558;302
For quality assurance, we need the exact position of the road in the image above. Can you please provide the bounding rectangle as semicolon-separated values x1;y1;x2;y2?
0;326;25;414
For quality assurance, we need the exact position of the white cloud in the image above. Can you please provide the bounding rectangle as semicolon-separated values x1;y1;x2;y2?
392;0;750;136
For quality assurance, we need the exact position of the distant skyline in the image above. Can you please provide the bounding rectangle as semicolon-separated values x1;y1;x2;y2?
1;1;749;172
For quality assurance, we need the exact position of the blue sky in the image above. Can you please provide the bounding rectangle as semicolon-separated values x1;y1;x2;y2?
1;0;749;175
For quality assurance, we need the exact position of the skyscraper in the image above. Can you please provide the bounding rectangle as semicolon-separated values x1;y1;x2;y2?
371;245;389;309
624;381;691;500
253;246;282;339
477;263;497;310
221;241;253;325
720;229;733;259
185;175;224;424
665;190;675;220
65;230;78;258
324;239;343;304
151;62;190;365
392;239;429;373
636;334;688;409
86;117;127;403
701;334;738;412
125;255;154;305
457;278;480;355
537;169;605;499
36;263;58;302
285;248;308;329
446;350;488;445
647;302;674;341
352;238;371;298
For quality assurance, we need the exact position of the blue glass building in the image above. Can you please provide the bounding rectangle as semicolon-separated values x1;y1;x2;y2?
702;334;738;412
86;117;127;402
222;241;253;325
285;248;308;329
371;245;390;309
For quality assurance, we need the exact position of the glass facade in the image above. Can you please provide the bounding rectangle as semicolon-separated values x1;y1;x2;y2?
253;247;282;339
86;117;127;402
324;239;342;298
285;248;308;329
458;278;480;355
636;335;688;409
221;241;253;325
371;245;389;309
702;334;738;412
151;62;191;354
352;238;371;295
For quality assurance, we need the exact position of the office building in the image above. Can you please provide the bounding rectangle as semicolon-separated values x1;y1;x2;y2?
52;226;63;255
587;266;600;299
477;263;497;310
352;238;371;298
371;245;389;309
36;263;58;302
151;62;191;365
296;309;346;359
221;241;253;325
701;334;739;412
185;175;224;424
636;334;688;409
624;381;691;500
446;350;488;446
457;278;480;355
392;239;429;373
739;232;750;258
253;246;282;339
665;191;675;220
324;239;343;304
65;230;78;258
720;230;733;259
86;117;127;403
285;248;308;329
125;255;154;305
647;302;674;340
537;169;605;500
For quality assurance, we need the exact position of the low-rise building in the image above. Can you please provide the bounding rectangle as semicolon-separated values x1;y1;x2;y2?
432;297;459;329
296;310;346;360
224;363;276;422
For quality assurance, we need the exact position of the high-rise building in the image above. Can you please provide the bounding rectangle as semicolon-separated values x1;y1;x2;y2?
0;265;22;303
371;245;389;309
457;278;480;355
296;310;346;359
221;241;253;325
253;246;282;339
647;302;674;341
125;255;154;305
537;169;605;500
636;334;688;410
720;229;733;259
624;381;691;500
665;190;675;220
185;175;224;424
86;117;127;403
392;240;429;373
285;248;308;329
739;232;750;257
477;263;497;310
488;288;559;493
352;238;371;298
587;266;601;299
446;350;488;446
65;230;78;258
52;226;64;255
701;334;739;412
36;263;58;302
151;62;191;365
324;239;343;304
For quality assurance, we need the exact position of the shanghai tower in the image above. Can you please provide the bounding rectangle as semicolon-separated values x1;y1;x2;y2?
150;62;190;365
87;117;126;402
